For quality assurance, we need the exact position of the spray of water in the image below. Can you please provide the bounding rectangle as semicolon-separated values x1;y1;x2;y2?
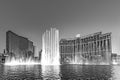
4;57;40;66
41;28;60;65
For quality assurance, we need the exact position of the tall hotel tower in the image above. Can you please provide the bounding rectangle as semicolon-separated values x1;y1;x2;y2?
41;28;60;65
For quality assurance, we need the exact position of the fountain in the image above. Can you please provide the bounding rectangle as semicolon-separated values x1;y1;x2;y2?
41;28;60;65
4;28;60;66
4;57;40;66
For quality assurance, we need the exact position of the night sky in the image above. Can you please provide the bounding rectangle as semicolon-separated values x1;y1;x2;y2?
0;0;120;56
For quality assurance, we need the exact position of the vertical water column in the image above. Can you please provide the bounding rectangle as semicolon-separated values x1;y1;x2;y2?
50;28;53;63
41;28;60;65
55;29;60;64
41;33;44;64
53;28;55;63
46;30;48;62
48;30;50;62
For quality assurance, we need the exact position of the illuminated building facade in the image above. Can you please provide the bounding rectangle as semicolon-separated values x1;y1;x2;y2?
41;28;60;65
60;32;112;64
60;39;75;64
6;30;35;60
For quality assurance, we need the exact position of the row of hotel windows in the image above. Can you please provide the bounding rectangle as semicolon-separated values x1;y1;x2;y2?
60;39;111;53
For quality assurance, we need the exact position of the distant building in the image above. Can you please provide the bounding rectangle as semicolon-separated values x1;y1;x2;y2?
6;30;35;60
112;53;120;63
6;31;19;59
60;38;75;64
60;32;112;64
111;53;117;61
39;49;42;62
28;41;34;58
0;53;6;63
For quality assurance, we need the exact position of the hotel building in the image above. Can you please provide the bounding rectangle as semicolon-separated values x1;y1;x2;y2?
6;30;35;60
60;32;112;64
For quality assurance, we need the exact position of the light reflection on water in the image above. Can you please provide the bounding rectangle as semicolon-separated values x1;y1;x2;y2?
42;65;60;79
112;65;120;80
0;64;120;80
61;64;112;80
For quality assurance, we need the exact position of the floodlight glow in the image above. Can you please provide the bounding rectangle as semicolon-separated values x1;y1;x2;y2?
4;57;40;66
112;60;118;65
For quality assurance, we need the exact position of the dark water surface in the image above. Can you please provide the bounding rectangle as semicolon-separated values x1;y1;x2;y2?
0;64;120;80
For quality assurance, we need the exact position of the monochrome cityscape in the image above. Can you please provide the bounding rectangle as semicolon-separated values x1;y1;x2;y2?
0;0;120;80
0;28;119;65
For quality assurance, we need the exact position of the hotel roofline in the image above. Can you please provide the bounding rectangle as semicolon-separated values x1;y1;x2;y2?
60;31;111;41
